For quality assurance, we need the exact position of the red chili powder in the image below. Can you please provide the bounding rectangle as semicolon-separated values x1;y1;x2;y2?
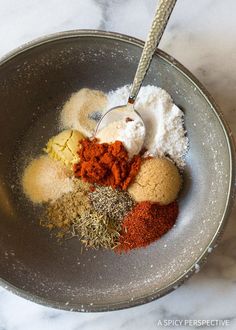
116;201;178;253
73;139;142;190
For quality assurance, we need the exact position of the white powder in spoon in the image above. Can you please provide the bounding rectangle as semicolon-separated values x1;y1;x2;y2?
60;85;188;168
107;85;188;168
97;118;145;158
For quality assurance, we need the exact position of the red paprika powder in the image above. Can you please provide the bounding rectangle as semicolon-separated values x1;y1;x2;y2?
116;201;178;252
74;139;141;190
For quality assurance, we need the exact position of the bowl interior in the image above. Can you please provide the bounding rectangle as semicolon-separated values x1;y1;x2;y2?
0;33;232;311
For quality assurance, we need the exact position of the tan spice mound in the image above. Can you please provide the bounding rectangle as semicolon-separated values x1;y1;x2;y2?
41;179;90;236
128;158;182;205
60;88;107;136
22;155;73;203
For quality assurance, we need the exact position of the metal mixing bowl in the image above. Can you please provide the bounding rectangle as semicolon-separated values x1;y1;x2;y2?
0;30;235;312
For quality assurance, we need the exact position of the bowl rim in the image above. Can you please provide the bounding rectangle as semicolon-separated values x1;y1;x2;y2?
0;29;235;313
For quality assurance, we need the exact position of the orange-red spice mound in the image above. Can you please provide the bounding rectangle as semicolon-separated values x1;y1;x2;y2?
116;201;178;253
73;139;142;190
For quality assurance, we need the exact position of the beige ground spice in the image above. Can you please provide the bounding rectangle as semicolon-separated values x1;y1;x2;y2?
22;155;74;204
60;88;107;136
41;179;90;236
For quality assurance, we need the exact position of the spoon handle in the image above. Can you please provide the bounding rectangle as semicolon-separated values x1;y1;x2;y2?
128;0;177;103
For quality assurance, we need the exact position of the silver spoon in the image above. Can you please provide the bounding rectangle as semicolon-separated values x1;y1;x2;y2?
95;0;177;141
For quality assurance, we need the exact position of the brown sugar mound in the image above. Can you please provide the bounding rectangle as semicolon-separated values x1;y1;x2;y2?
128;158;181;205
73;139;142;190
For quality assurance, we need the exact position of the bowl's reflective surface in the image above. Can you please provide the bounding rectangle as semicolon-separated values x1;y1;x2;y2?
0;31;234;312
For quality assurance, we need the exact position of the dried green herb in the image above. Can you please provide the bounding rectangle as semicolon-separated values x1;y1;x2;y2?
71;209;121;249
89;186;135;221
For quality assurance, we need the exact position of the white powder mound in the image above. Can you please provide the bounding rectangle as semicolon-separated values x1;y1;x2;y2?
107;85;189;168
97;119;145;158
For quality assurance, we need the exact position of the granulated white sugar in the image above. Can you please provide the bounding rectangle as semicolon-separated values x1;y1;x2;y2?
107;85;189;168
22;155;74;203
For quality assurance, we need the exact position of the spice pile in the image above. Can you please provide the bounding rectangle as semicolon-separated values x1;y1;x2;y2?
22;85;188;252
72;210;121;249
117;201;178;252
73;139;142;190
89;186;134;221
40;179;90;237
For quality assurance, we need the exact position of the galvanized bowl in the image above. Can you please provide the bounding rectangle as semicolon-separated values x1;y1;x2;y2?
0;30;235;312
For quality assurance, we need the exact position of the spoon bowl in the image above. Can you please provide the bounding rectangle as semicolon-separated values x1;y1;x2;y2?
96;0;177;139
95;103;146;157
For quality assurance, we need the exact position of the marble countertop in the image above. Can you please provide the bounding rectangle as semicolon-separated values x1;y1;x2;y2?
0;0;236;329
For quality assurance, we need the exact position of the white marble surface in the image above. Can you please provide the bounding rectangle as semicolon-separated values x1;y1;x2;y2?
0;0;236;329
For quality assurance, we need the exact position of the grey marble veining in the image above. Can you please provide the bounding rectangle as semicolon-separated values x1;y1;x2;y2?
0;0;236;329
